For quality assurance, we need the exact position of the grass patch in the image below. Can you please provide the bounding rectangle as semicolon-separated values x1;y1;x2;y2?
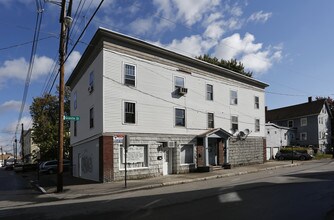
314;154;333;160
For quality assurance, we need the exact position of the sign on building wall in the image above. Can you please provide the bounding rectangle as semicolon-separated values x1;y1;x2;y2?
122;145;145;163
114;134;124;144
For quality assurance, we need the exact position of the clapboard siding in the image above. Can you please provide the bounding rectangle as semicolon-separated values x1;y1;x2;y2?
102;50;265;136
70;51;104;145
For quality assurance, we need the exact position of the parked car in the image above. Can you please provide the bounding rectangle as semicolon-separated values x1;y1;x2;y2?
275;151;313;161
4;158;15;170
39;159;71;174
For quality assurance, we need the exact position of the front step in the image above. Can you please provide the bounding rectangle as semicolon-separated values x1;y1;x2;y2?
212;165;223;171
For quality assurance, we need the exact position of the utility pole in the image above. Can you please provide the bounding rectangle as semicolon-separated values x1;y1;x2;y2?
0;147;3;167
57;0;67;193
14;139;17;163
21;123;24;163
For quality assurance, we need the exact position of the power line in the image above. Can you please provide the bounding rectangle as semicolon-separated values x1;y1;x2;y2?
0;36;55;51
48;0;104;94
14;0;44;140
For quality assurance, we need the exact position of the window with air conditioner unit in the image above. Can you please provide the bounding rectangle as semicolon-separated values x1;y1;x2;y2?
167;141;175;148
230;90;238;105
174;76;187;95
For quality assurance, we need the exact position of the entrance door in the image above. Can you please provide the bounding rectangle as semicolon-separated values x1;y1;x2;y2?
163;149;171;175
208;139;218;165
266;148;271;160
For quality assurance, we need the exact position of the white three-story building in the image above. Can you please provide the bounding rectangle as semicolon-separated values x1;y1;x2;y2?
66;28;269;182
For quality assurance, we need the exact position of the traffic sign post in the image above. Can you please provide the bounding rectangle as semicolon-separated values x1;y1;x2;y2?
63;116;80;121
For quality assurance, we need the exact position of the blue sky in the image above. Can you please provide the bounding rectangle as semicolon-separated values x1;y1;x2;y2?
1;0;333;152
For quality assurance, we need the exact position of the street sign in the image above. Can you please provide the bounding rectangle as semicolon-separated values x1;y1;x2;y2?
63;116;80;121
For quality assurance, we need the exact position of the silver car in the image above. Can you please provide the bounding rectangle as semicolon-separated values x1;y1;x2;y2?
39;159;70;174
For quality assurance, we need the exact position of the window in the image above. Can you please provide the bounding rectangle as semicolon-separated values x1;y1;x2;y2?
89;107;94;128
319;117;323;124
300;132;307;141
255;119;260;132
74;121;77;137
254;96;259;109
208;113;214;128
288;120;294;128
180;145;194;164
230;90;238;105
124;64;136;86
206;84;213;101
174;76;184;90
74;91;77;110
231;116;238;131
175;108;185;127
124;102;136;124
89;71;94;93
301;118;307;126
319;132;323;139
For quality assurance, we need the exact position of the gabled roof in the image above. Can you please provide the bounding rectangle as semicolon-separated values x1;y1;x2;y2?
266;99;329;122
198;128;232;138
265;122;294;130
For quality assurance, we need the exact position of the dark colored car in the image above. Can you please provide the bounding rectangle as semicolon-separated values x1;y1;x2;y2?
4;158;15;170
275;151;313;161
39;159;71;174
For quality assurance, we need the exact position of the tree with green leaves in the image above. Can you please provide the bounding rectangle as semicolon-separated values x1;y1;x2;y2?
30;87;71;161
196;54;253;77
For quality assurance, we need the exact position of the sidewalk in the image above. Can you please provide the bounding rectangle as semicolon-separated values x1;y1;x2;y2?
21;160;301;200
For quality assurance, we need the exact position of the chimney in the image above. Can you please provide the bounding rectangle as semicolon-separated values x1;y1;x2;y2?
308;96;312;103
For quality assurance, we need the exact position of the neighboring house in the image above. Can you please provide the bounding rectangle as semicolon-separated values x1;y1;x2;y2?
265;123;294;160
0;153;13;167
266;97;332;153
66;28;269;182
21;129;40;164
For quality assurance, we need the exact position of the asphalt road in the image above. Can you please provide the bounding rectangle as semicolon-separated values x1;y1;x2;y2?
2;160;334;220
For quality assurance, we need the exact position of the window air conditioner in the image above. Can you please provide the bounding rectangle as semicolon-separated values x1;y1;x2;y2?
88;86;94;93
167;141;175;148
178;87;188;95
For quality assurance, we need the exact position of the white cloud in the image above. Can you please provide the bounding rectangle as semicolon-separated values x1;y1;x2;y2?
214;33;262;59
153;35;215;57
0;55;54;82
65;51;81;77
241;51;272;73
153;0;220;26
204;22;225;40
0;100;22;113
214;33;282;74
248;11;272;23
229;5;243;17
3;116;32;135
129;17;154;35
204;12;223;25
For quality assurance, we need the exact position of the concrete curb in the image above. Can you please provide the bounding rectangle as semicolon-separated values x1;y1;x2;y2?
30;180;47;194
45;163;301;200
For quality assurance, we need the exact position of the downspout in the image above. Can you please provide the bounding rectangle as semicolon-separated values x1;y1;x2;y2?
204;136;209;167
224;136;232;168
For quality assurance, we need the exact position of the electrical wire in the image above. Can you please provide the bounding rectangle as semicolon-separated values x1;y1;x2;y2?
0;36;54;51
48;0;104;94
13;0;44;141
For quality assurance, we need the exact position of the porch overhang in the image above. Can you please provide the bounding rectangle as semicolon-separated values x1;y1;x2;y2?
197;128;232;168
198;128;232;139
